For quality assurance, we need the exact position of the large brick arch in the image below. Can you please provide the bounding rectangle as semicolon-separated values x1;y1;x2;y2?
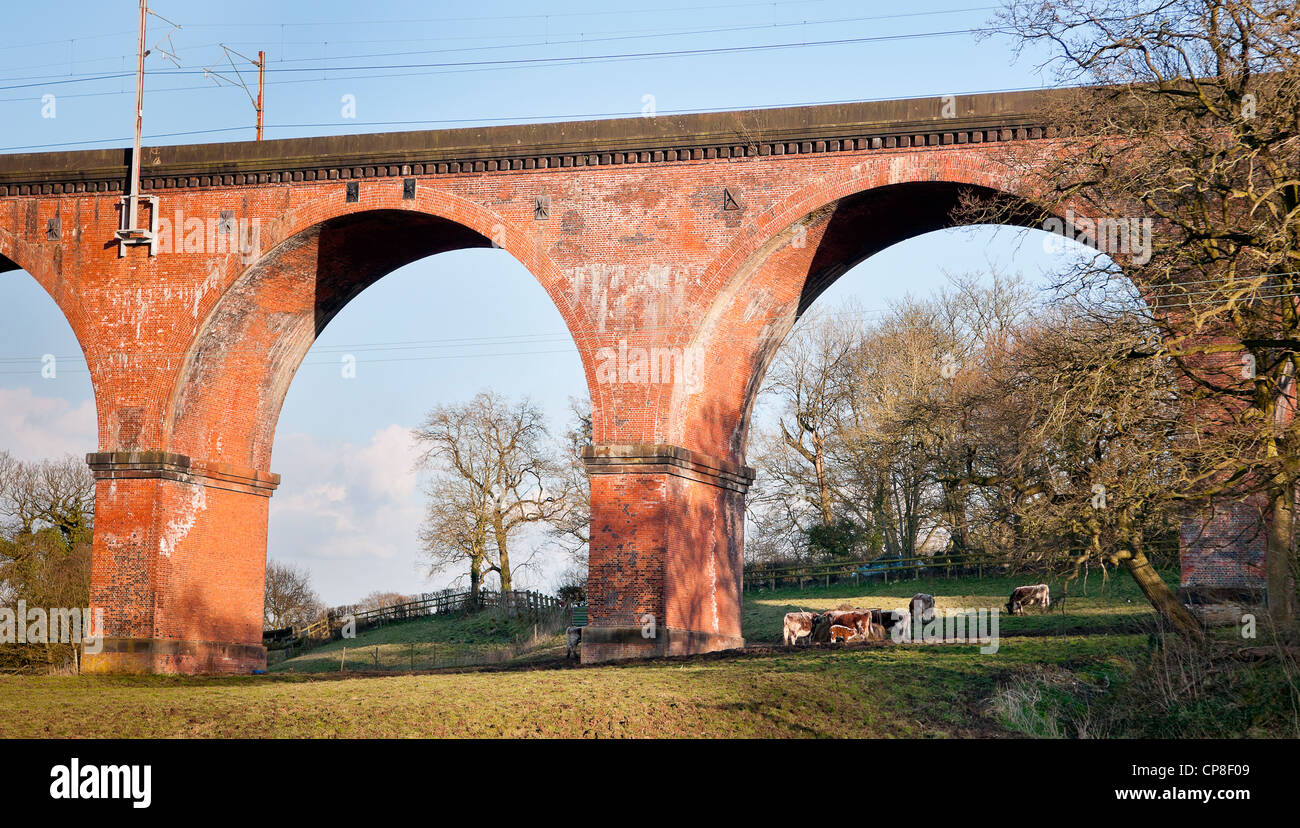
0;88;1259;672
671;155;1064;461
163;189;584;472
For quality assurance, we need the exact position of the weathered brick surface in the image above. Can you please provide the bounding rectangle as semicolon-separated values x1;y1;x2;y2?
1180;497;1268;589
0;91;1269;671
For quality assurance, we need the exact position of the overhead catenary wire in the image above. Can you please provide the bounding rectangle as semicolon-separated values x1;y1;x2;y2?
0;5;1000;83
0;26;992;94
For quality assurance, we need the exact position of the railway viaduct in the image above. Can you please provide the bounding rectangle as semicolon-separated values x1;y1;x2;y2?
0;88;1264;672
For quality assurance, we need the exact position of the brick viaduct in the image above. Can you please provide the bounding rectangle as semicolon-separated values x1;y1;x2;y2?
0;88;1265;672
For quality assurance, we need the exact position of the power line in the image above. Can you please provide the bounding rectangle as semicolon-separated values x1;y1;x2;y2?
228;8;999;69
171;0;908;28
0;27;988;93
0;5;999;83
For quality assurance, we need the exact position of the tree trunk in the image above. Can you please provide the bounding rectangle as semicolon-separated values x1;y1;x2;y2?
494;519;512;592
1120;547;1202;639
469;556;482;608
814;445;834;527
1266;479;1297;628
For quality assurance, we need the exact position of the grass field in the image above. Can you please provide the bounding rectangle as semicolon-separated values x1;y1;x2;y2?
2;570;1295;738
0;635;1136;738
269;610;568;673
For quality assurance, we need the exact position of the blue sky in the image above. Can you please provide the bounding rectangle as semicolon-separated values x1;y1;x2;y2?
0;0;1080;604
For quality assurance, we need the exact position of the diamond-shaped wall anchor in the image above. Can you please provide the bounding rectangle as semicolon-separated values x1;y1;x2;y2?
534;195;551;220
346;182;359;203
403;178;416;200
217;210;235;234
722;187;742;211
46;215;61;240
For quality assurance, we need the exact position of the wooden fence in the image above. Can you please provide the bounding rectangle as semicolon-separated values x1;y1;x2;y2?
264;588;565;649
742;553;1014;591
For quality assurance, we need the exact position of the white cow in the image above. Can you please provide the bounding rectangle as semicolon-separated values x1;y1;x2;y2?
1007;584;1050;615
910;593;936;622
783;611;818;646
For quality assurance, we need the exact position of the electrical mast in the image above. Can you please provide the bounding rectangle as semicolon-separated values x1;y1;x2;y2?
115;1;179;256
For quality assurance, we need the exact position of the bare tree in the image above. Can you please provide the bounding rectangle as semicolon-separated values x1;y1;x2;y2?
0;453;95;613
946;304;1200;631
981;0;1300;624
759;307;859;529
263;560;321;629
355;591;418;612
0;453;96;670
548;397;593;571
413;391;572;598
837;298;958;558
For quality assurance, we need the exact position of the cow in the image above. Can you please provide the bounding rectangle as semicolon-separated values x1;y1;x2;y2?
783;611;819;646
829;624;858;643
565;625;582;659
910;593;936;624
1007;584;1050;615
815;609;877;643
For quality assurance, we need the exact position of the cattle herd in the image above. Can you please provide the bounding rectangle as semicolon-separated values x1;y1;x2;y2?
565;584;1053;658
783;584;1051;647
782;605;911;646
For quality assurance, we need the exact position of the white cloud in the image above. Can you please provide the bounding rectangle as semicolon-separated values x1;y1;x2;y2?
268;424;429;604
0;386;96;462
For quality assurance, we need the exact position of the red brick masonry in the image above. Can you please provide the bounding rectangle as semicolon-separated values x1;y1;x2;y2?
0;88;1262;671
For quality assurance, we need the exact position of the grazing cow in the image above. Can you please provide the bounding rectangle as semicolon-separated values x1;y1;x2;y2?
783;611;819;646
829;624;858;643
565;626;582;659
910;593;936;624
1007;584;1050;615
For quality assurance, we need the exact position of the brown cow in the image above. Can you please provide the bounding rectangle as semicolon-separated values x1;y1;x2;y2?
829;624;858;643
1007;584;1050;615
783;611;819;646
815;609;877;643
